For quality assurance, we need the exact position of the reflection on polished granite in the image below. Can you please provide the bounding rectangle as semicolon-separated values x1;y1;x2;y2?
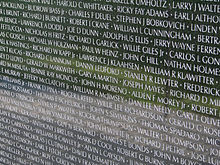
0;79;219;165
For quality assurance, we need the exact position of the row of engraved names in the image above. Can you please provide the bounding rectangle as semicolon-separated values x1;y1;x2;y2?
2;1;220;18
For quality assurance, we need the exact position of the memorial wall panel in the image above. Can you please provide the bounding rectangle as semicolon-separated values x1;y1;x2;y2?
0;0;219;164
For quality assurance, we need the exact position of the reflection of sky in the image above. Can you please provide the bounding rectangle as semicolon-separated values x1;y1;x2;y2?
0;79;218;165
